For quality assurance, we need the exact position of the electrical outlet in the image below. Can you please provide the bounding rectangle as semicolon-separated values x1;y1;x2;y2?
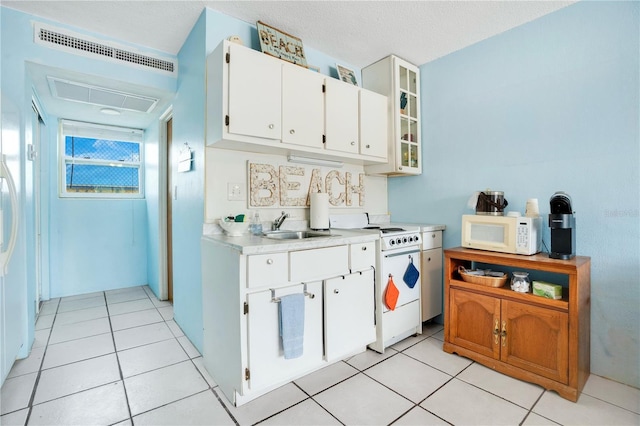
227;183;245;201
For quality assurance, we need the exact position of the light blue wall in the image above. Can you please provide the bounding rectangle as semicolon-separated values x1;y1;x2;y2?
0;5;176;384
389;1;639;388
0;8;175;299
168;11;208;351
47;186;149;297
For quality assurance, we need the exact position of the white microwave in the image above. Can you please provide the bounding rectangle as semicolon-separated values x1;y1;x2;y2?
461;214;542;255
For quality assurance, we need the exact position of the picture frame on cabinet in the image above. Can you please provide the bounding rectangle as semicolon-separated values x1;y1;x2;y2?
336;64;358;86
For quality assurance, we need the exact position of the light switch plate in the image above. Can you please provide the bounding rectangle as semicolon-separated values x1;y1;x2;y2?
227;182;245;201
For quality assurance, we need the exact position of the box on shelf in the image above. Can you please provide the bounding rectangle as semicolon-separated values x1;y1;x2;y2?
532;281;563;300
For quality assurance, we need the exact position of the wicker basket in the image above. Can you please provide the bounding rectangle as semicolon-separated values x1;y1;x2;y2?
457;266;508;288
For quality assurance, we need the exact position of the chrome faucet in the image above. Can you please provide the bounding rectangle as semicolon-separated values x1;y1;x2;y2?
273;211;289;230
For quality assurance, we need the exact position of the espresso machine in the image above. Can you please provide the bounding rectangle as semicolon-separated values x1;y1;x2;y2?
548;191;575;259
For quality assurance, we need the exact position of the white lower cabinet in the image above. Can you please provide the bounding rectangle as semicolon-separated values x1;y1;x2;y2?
324;269;376;362
202;237;376;407
247;282;324;390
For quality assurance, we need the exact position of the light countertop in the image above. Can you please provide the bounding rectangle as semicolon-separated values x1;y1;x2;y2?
202;228;379;255
372;222;446;232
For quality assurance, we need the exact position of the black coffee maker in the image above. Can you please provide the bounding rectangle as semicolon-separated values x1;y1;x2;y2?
548;191;575;259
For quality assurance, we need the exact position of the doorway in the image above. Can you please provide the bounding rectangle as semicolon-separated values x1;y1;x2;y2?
31;101;44;313
166;117;173;302
159;108;174;303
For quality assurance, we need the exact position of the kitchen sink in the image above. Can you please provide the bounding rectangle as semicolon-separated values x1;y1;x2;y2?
262;230;337;240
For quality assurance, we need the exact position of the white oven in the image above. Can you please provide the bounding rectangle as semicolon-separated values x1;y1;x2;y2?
329;214;423;352
380;245;421;313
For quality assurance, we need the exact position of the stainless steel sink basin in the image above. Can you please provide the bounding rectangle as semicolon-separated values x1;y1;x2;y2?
262;230;336;240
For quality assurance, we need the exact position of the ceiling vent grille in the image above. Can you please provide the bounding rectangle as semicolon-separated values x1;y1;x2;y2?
34;23;176;75
47;77;159;113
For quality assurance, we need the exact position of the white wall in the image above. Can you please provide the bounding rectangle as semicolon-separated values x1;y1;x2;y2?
204;148;388;226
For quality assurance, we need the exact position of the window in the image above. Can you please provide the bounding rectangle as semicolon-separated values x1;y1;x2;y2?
59;120;144;198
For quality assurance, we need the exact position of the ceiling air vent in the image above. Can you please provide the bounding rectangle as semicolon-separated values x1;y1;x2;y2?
47;77;159;113
34;23;176;75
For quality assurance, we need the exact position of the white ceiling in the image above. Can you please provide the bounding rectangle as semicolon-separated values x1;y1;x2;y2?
4;0;576;128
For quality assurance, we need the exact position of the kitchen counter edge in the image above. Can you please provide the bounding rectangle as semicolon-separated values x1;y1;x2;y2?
202;229;380;255
383;223;446;232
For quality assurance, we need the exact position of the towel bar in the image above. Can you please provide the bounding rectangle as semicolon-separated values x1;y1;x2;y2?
271;283;315;303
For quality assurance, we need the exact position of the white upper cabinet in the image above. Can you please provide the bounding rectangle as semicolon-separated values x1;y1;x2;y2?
324;78;359;154
359;89;388;159
282;63;325;148
362;55;422;175
227;43;281;140
206;40;388;165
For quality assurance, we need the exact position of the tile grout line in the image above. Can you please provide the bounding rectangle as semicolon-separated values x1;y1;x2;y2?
22;298;59;425
210;387;241;426
519;390;548;426
104;290;135;425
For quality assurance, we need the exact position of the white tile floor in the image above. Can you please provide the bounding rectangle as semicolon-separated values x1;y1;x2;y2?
1;285;639;425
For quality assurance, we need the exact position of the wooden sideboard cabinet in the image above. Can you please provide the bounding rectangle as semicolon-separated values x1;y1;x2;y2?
443;247;590;402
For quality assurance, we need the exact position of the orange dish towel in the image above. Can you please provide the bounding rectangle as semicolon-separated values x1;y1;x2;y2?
385;276;399;310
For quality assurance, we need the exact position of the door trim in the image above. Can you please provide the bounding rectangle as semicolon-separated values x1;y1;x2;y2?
158;106;172;301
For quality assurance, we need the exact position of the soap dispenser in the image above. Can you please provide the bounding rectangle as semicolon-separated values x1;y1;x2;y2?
250;212;262;235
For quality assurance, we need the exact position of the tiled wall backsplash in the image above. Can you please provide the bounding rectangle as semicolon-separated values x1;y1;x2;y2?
205;148;388;224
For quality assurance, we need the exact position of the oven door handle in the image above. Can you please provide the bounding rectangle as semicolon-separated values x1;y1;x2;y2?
383;249;421;259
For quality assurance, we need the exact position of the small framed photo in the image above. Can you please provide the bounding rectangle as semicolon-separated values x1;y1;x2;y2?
336;64;358;86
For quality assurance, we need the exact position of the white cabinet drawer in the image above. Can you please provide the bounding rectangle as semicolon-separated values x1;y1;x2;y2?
247;253;289;288
422;230;442;250
290;245;349;283
350;241;375;272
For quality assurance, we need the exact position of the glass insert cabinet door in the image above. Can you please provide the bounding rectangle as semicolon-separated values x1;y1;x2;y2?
397;62;420;172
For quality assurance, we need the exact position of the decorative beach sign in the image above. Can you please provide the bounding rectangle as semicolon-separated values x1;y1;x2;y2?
257;21;307;67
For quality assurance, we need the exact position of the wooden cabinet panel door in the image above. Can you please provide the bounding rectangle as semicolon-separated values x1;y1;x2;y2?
228;43;281;139
501;300;569;384
449;288;500;359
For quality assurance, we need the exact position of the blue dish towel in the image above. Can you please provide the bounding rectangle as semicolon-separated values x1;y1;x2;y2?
279;293;305;359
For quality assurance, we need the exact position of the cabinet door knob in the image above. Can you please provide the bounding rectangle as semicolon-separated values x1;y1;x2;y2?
268;124;274;129
350;141;355;146
427;257;431;262
432;234;436;238
290;129;295;134
361;246;367;251
266;259;273;265
334;289;339;294
366;144;370;148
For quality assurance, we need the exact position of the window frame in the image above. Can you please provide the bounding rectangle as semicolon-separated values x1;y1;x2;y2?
59;119;145;199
